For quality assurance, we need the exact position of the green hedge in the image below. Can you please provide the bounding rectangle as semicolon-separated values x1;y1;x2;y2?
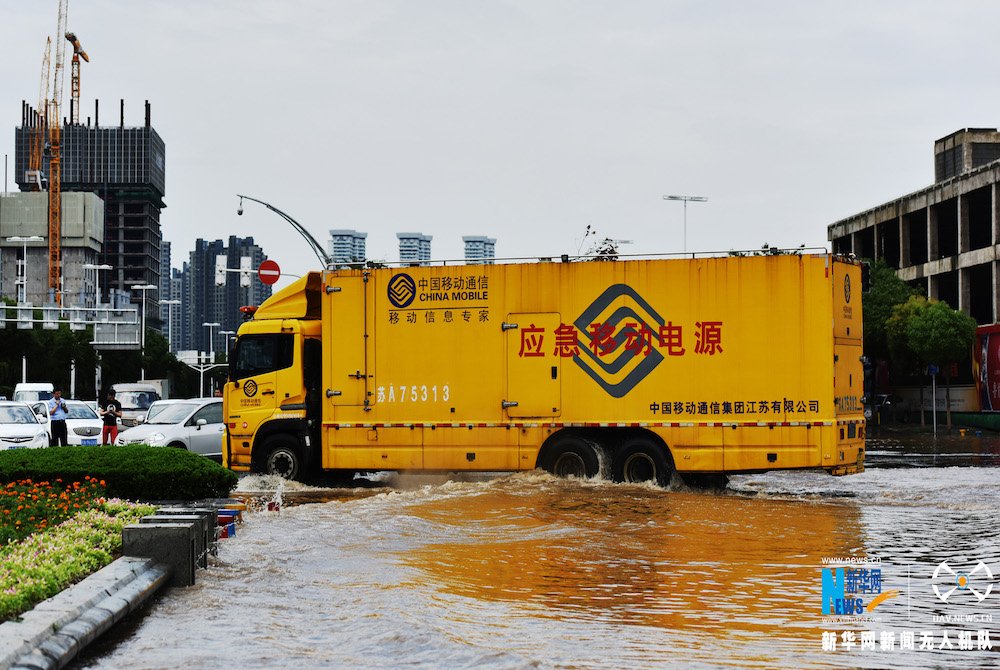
0;446;238;501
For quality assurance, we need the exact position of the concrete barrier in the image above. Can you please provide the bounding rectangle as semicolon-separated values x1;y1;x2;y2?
155;507;219;560
139;514;211;570
0;558;170;670
122;522;198;588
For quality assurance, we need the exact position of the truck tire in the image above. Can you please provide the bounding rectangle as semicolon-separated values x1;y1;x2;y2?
611;437;671;486
261;437;304;480
542;436;602;479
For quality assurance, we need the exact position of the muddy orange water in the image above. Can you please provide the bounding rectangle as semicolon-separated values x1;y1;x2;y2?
75;433;1000;669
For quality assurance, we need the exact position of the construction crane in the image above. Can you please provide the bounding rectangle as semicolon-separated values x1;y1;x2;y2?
26;37;51;191
47;0;68;303
64;31;88;125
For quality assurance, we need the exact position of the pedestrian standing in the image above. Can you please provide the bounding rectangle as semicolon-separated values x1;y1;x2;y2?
100;389;122;445
48;387;69;446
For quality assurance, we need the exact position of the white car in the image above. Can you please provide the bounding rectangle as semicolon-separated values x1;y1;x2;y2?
30;400;105;446
116;398;224;459
0;402;50;450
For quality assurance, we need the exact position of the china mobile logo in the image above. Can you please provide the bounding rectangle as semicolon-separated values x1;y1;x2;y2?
387;273;417;309
932;561;995;603
572;285;666;398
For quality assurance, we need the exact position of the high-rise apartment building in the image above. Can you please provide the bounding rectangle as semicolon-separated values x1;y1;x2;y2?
185;236;272;353
328;229;367;266
397;232;432;263
462;236;496;264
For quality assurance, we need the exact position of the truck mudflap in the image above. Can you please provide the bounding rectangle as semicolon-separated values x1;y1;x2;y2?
827;448;865;476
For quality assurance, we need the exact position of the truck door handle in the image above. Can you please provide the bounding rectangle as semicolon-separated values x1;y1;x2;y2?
261;390;275;396
326;389;342;398
502;400;518;409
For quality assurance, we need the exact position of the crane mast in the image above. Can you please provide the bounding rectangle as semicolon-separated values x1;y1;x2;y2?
47;0;68;303
26;37;51;191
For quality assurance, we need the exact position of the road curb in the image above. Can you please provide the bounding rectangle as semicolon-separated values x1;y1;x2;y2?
0;557;171;670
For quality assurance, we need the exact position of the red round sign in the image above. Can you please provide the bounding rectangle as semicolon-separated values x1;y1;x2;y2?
258;259;281;285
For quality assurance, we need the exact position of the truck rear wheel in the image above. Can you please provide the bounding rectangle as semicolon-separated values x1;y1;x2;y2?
611;437;671;486
261;437;304;481
542;437;603;479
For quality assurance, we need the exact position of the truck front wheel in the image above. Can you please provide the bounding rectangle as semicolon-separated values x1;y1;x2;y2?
611;438;672;486
261;437;304;480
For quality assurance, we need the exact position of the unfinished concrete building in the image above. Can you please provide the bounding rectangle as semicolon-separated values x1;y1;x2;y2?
829;128;1000;325
13;99;165;324
0;192;104;305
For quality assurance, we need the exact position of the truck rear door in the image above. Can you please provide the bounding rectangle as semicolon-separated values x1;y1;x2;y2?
505;313;562;418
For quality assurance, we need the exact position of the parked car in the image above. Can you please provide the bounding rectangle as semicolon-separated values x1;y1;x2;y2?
116;398;224;459
873;394;911;423
13;382;54;404
0;401;49;450
30;400;105;446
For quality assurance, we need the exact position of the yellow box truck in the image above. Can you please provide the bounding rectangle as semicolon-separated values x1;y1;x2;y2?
223;253;866;485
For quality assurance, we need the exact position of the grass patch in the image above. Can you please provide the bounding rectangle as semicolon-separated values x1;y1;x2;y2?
0;498;155;621
0;446;238;501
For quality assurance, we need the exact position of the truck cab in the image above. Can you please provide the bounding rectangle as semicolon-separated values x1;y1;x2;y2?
224;274;323;478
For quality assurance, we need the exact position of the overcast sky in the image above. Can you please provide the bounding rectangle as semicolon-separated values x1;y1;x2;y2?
2;1;999;289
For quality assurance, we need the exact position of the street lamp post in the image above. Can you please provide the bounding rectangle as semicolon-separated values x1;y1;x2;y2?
203;322;221;361
82;263;112;307
202;322;221;397
236;194;333;268
6;235;44;304
131;284;157;380
219;330;236;358
662;195;708;253
161;299;181;353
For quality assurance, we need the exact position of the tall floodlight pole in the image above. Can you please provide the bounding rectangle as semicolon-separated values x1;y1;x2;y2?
7;236;44;303
131;284;157;380
161;299;181;353
663;195;708;253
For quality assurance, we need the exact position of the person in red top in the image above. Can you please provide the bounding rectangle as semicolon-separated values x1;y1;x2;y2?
100;389;122;445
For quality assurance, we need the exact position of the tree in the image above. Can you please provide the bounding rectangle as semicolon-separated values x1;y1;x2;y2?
886;295;976;428
863;260;916;363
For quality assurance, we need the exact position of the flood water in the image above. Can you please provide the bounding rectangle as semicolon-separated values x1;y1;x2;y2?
75;431;1000;669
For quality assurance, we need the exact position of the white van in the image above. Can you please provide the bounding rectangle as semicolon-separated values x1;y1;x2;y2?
13;382;54;404
112;383;162;427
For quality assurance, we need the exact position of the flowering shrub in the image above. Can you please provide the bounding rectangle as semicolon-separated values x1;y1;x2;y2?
0;446;238;501
0;477;108;545
0;498;156;621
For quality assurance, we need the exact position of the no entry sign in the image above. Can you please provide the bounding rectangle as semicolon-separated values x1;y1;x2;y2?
258;259;281;285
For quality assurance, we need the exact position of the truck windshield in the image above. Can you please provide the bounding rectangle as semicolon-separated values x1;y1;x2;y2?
231;334;294;381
